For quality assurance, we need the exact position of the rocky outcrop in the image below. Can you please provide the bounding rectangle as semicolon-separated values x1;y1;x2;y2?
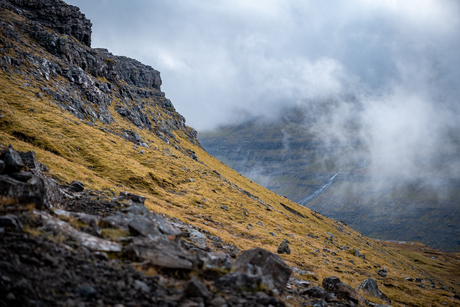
1;0;92;47
0;0;200;146
356;278;391;304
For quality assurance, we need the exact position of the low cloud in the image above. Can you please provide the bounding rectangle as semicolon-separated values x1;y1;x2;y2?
68;0;460;177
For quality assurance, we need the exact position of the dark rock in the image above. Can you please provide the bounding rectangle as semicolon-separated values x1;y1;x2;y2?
232;247;292;295
0;160;5;173
415;277;422;283
215;272;262;293
378;268;387;277
5;0;92;47
202;252;232;272
1;146;25;174
185;276;211;298
67;180;85;192
405;277;413;282
277;241;291;254
356;278;391;303
128;219;161;237
18;151;40;170
123;236;196;270
0;215;24;230
300;286;327;299
0;174;47;208
9;171;34;182
322;276;365;305
75;284;98;299
220;205;228;211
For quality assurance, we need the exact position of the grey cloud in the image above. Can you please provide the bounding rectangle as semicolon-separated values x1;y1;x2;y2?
68;0;460;176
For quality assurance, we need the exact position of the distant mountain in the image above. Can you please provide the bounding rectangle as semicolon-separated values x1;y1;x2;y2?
199;112;460;252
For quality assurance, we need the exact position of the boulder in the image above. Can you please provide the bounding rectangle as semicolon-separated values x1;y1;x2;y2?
18;151;40;170
34;210;122;252
0;160;5;173
123;236;196;270
1;146;24;174
322;276;365;306
356;278;391;303
215;272;262;293
300;286;328;299
277;241;291;254
0;174;47;208
185;276;211;298
378;268;387;277
232;247;292;295
9;171;34;182
128;218;162;237
67;180;85;192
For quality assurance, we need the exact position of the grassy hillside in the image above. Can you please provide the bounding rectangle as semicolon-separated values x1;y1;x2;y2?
1;4;460;306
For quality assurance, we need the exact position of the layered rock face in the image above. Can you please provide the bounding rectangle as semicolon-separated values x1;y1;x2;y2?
0;0;197;146
1;0;92;46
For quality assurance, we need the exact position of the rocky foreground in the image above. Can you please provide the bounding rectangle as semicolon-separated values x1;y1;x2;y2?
0;146;394;306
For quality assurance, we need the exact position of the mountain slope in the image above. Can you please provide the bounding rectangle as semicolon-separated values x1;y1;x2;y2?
0;1;459;306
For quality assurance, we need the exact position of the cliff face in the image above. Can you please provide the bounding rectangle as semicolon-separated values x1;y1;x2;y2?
0;0;195;146
1;1;460;306
1;0;92;46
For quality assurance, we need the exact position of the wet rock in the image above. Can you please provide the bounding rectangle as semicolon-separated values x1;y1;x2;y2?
35;210;122;252
123;236;196;270
277;241;291;254
322;276;365;306
202;252;232;271
356;278;391;303
185;276;211;298
232;247;292;295
1;146;24;174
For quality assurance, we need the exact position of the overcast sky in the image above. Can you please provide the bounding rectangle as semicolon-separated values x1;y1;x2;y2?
66;0;460;129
